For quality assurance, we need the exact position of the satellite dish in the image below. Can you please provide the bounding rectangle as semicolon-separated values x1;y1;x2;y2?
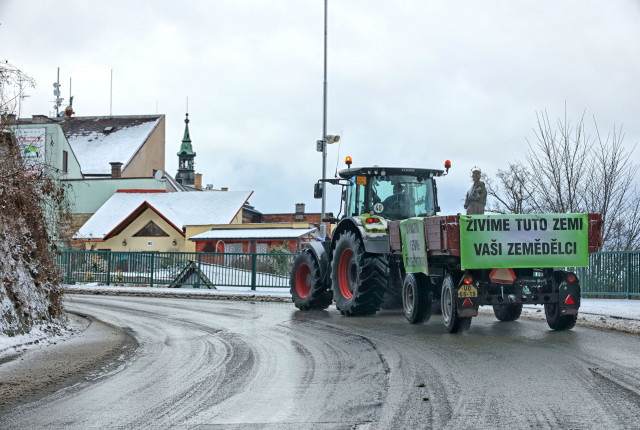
154;170;163;181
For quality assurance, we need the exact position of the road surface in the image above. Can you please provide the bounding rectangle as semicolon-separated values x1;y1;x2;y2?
2;294;640;429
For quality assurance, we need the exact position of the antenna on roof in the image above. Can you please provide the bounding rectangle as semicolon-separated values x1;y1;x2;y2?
53;67;64;117
186;96;189;114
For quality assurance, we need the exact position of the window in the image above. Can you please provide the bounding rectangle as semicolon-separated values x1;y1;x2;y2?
224;243;243;254
256;243;268;254
62;150;68;173
133;221;169;237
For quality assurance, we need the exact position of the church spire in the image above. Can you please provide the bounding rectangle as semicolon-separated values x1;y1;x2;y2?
177;113;195;156
175;112;196;186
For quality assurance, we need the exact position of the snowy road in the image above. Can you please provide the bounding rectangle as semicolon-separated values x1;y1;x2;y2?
3;294;640;429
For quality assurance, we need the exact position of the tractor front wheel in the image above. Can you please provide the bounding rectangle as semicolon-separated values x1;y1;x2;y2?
290;251;332;310
331;231;387;316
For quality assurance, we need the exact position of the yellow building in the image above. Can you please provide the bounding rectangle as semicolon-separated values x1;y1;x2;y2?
73;190;252;252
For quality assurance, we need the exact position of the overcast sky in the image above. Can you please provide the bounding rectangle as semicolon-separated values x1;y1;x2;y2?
2;1;640;215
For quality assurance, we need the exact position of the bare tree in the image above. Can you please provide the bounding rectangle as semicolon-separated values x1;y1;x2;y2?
488;107;640;250
485;164;534;214
0;61;35;117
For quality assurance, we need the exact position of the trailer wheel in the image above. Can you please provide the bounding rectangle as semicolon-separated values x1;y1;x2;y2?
331;231;387;316
493;303;523;322
441;274;471;333
402;273;432;324
544;303;577;331
290;251;332;310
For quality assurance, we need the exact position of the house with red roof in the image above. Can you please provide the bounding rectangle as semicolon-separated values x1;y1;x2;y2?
73;190;253;252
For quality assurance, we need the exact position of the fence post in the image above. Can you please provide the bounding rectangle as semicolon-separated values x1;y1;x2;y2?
626;253;632;300
251;253;257;291
65;251;72;283
195;253;201;289
150;252;155;288
106;252;112;286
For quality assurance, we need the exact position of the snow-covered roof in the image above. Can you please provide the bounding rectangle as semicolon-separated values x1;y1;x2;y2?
74;190;253;239
190;228;318;241
60;115;163;175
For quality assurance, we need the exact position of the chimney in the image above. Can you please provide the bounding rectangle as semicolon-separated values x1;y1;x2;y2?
295;203;305;220
110;162;123;178
194;173;203;190
32;115;49;124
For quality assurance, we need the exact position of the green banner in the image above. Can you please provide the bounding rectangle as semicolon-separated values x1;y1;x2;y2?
459;214;589;269
400;217;428;274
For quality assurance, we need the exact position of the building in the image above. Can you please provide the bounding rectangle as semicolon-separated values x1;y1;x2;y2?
10;113;175;238
190;224;318;254
73;190;253;252
250;203;333;236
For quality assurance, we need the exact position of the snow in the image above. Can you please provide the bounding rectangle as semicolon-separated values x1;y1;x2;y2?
66;119;161;175
191;227;317;240
74;190;253;239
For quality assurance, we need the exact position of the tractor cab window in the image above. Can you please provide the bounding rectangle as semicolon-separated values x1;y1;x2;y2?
345;173;436;220
370;175;436;220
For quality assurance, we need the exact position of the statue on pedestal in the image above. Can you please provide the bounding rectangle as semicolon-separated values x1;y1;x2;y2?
464;167;487;215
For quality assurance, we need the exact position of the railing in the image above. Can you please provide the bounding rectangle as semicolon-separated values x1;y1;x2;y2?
57;249;640;298
56;250;295;290
576;251;640;299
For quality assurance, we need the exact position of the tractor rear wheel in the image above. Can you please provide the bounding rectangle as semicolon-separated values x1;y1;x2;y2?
493;303;523;322
441;273;471;333
544;303;577;331
402;273;432;324
290;251;332;310
331;231;388;316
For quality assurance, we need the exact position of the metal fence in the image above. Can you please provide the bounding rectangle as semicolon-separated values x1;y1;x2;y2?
576;251;640;299
56;250;295;290
56;249;640;298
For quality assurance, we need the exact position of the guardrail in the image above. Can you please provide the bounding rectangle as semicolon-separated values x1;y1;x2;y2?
56;250;295;290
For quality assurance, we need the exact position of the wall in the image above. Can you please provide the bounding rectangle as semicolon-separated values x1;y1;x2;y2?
64;178;167;214
11;123;83;180
122;116;165;178
194;239;297;253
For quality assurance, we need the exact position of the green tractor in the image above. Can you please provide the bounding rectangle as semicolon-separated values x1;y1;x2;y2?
290;158;449;317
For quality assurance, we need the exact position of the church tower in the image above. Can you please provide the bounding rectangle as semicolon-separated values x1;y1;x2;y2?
175;113;196;186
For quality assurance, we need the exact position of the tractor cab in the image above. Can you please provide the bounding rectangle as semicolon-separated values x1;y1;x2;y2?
338;166;445;221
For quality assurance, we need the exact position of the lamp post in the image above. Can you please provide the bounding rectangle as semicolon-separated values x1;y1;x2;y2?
320;0;329;238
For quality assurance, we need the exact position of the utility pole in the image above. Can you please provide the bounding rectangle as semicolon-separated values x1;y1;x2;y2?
320;0;329;238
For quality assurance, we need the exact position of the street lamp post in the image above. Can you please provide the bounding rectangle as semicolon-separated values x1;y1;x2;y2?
320;0;328;238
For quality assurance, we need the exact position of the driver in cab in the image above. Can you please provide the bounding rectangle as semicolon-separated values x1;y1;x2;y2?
382;183;411;219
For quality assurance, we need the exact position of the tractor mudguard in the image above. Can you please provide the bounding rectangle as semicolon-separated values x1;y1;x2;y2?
300;241;330;282
331;217;390;255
